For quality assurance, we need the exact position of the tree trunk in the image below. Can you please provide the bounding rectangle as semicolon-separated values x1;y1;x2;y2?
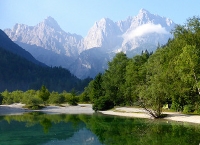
139;99;158;118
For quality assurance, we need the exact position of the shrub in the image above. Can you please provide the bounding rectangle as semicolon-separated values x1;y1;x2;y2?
92;96;114;111
26;97;42;106
79;92;90;103
68;96;78;106
183;105;194;113
48;92;65;104
1;90;13;105
61;91;71;102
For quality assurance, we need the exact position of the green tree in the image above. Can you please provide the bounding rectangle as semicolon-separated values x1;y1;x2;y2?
168;17;200;112
124;52;150;106
38;85;50;105
11;90;23;103
68;89;78;106
1;90;13;104
78;88;90;103
48;91;65;104
174;45;200;112
103;52;128;106
139;48;169;118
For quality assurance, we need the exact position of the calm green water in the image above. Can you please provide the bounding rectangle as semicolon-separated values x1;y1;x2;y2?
0;112;200;145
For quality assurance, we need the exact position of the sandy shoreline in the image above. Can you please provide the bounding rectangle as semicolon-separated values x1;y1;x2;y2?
100;107;200;124
1;104;200;124
0;103;94;115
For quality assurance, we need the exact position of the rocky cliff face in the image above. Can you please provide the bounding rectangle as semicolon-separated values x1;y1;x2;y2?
4;16;84;57
84;18;123;51
84;9;175;54
4;9;176;79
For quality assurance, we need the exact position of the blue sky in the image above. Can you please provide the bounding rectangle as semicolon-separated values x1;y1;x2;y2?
1;0;200;37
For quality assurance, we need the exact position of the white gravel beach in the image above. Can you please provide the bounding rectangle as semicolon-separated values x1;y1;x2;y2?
40;104;94;114
100;107;200;124
1;103;200;124
0;103;94;115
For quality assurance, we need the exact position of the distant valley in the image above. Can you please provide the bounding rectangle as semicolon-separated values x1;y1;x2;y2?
4;9;176;79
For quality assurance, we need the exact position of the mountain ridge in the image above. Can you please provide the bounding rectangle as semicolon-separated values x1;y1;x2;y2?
0;29;46;66
3;9;176;79
0;29;91;92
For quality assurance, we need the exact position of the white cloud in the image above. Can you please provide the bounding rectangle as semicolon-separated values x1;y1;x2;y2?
123;23;169;40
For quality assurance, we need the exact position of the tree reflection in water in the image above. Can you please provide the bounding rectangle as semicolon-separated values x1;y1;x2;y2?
1;113;200;145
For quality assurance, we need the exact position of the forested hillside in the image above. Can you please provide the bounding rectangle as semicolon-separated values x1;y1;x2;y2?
0;29;45;66
82;17;200;117
0;47;91;92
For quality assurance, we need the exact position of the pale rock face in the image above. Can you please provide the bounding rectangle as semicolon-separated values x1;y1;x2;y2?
4;9;176;79
4;16;84;57
83;18;122;51
83;9;175;54
120;9;175;52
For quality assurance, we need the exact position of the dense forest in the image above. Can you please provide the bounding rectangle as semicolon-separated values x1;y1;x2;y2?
0;46;91;92
81;17;200;117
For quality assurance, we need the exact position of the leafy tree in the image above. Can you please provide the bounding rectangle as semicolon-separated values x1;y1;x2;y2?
61;91;71;103
48;91;65;104
167;17;200;112
103;52;128;106
124;52;150;106
139;48;171;117
92;96;114;111
11;90;23;103
68;89;78;106
78;87;91;103
90;73;104;101
38;85;50;105
1;90;13;104
22;89;37;104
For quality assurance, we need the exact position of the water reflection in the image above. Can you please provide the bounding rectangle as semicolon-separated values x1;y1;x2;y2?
0;113;102;145
0;113;200;145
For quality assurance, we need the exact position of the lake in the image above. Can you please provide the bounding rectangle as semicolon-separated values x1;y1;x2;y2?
0;112;200;145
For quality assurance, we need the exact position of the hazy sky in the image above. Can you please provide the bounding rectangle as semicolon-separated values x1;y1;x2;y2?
1;0;200;36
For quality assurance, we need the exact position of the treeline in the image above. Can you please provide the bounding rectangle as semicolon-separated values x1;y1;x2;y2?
0;85;88;109
82;17;200;117
0;46;92;92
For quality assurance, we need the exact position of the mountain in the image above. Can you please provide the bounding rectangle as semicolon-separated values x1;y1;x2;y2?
119;9;175;53
84;9;175;53
4;9;176;79
0;30;91;92
4;16;83;68
69;47;112;79
0;29;45;66
84;18;123;51
5;16;84;56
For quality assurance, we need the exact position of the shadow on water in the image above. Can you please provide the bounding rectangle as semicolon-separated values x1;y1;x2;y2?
0;112;200;145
